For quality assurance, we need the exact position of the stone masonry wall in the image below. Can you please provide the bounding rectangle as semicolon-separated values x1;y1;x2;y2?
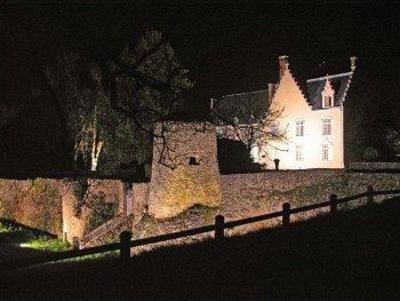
349;162;400;170
131;183;150;218
0;178;63;236
130;170;400;252
220;169;343;220
221;170;400;233
2;168;400;249
61;179;125;244
148;122;223;219
0;177;140;242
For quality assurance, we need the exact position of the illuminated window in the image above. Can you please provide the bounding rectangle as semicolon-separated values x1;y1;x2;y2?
322;144;332;161
322;118;332;135
296;145;304;161
296;120;304;137
321;78;335;108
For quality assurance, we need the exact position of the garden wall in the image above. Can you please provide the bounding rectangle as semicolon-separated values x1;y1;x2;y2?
128;170;400;251
61;179;126;244
349;162;400;170
0;177;149;243
219;170;400;233
0;178;63;236
2;169;400;249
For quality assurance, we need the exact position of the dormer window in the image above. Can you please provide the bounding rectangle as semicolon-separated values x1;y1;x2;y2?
323;95;333;107
321;77;335;108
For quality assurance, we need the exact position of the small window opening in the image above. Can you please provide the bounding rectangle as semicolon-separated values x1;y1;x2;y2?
189;157;199;165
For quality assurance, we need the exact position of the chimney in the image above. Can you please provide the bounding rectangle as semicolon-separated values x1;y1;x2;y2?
279;55;289;79
267;83;275;105
350;56;357;72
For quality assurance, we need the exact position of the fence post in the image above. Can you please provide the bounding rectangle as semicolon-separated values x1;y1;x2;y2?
215;214;225;242
282;202;291;227
120;231;132;262
367;185;374;204
330;194;338;215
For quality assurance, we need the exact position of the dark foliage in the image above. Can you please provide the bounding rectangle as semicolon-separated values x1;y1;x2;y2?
87;199;118;233
217;138;263;174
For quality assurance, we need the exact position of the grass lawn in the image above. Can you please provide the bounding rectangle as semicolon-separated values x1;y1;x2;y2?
1;197;399;300
0;219;70;262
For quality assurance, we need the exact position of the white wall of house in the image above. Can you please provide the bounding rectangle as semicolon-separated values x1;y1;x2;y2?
251;66;345;170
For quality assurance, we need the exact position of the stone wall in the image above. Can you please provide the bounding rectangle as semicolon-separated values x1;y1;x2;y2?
220;170;400;233
131;183;150;217
0;176;147;244
349;162;400;170
2;168;400;249
148;122;223;219
129;170;400;251
220;169;343;219
0;178;63;236
61;179;125;244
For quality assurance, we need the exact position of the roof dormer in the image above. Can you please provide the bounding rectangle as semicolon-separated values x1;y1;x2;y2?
321;77;335;108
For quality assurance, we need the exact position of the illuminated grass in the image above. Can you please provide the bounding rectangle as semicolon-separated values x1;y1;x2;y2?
0;220;70;252
22;237;70;252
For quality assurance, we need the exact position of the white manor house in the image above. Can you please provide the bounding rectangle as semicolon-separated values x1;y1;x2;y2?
214;55;356;170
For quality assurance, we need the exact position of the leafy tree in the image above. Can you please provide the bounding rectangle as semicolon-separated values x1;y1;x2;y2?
44;31;193;172
362;146;379;162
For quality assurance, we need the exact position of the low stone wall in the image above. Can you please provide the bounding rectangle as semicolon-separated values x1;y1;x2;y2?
0;177;143;244
220;170;342;216
349;162;400;170
128;170;400;252
0;178;63;236
61;179;126;244
220;171;400;234
2;169;400;249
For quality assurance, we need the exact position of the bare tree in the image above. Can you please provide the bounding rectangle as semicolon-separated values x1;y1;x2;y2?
211;91;287;165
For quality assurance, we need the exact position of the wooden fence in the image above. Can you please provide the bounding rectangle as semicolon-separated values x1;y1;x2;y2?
1;185;400;271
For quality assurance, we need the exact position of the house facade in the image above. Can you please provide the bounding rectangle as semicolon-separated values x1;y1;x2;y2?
214;55;356;170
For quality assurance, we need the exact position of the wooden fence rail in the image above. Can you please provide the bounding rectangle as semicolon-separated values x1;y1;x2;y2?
1;186;400;271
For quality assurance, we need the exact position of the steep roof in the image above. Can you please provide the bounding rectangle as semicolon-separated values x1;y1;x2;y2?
214;68;354;124
305;72;353;110
213;89;269;124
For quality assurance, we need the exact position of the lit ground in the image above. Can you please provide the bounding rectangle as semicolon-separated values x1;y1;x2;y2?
0;220;69;262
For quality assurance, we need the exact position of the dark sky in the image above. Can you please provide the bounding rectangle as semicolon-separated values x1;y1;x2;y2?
1;1;399;105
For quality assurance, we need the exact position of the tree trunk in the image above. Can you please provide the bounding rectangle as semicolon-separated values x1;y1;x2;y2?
90;105;104;171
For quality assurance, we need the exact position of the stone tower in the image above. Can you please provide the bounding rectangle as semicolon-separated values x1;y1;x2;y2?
148;121;223;219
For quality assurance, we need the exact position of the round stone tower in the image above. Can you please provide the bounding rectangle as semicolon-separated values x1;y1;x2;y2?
148;121;223;219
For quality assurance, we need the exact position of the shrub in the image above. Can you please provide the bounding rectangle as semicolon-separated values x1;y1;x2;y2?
363;147;379;161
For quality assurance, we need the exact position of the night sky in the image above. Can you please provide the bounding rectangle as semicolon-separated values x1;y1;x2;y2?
2;1;399;103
